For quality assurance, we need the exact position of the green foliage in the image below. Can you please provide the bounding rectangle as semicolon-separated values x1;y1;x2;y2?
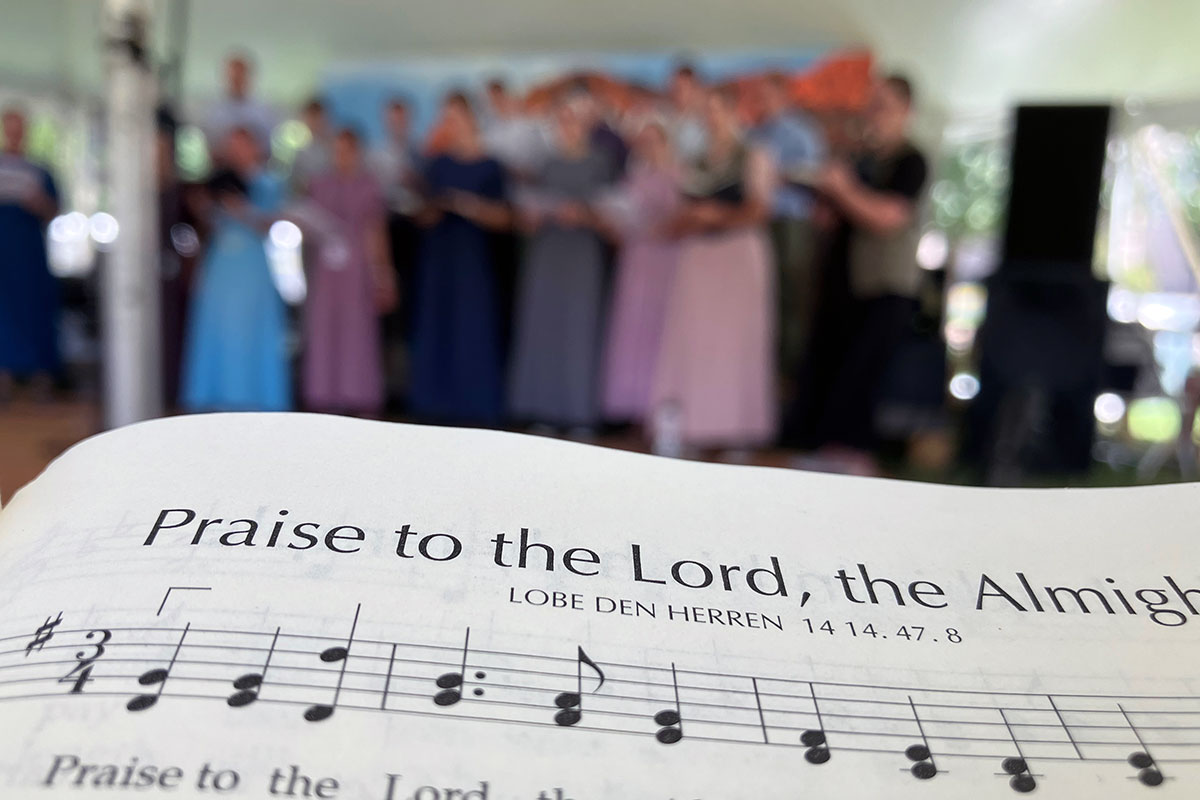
930;141;1008;239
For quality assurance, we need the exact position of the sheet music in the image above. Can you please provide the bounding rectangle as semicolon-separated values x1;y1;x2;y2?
0;413;1197;798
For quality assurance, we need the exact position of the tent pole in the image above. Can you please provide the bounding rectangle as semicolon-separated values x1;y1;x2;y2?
101;0;161;429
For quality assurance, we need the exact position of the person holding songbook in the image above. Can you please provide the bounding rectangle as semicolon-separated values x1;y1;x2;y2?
651;87;777;455
301;128;396;416
507;94;613;434
409;92;511;424
782;74;929;473
180;127;291;412
0;106;60;403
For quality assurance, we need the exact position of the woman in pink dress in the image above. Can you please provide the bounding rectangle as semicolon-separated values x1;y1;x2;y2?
651;88;777;452
600;120;682;425
302;129;397;415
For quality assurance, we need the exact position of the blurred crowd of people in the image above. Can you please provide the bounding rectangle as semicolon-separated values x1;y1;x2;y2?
0;52;931;472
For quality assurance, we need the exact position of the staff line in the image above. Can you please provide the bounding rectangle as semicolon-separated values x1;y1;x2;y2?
7;624;1200;704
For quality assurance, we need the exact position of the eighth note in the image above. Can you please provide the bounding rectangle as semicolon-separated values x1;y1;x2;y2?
553;646;605;727
127;624;190;712
25;612;63;656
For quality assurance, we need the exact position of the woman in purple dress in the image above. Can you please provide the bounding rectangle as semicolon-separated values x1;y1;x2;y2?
302;129;396;415
599;120;681;425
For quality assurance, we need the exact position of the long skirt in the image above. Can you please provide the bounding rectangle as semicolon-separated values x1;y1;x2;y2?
651;228;776;448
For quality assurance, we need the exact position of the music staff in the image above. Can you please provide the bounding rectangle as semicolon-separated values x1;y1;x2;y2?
4;615;1200;792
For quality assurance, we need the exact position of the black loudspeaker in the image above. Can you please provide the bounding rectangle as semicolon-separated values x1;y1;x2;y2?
965;105;1112;483
1002;105;1111;267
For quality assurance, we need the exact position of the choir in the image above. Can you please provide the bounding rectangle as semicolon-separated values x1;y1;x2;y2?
2;54;927;466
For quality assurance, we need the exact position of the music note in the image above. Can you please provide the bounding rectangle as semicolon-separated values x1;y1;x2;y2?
653;663;683;744
905;696;937;779
127;624;189;712
303;605;360;722
553;646;605;727
802;682;830;764
227;627;280;708
1119;703;1166;787
433;628;485;707
997;708;1036;793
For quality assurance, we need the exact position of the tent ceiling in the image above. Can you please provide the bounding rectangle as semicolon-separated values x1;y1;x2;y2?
3;0;1200;114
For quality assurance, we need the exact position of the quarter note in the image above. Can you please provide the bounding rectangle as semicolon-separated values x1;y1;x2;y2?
303;604;360;722
433;627;485;707
127;624;189;712
1119;703;1165;787
553;646;605;727
653;663;683;744
802;682;830;764
997;708;1036;793
904;696;937;779
227;627;280;708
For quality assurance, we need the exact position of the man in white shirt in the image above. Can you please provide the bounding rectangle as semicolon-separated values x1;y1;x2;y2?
369;98;422;216
290;97;333;195
368;97;424;411
202;52;278;164
666;63;707;164
480;78;552;180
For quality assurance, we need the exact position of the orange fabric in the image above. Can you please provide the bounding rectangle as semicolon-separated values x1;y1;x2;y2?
789;49;874;111
421;49;876;154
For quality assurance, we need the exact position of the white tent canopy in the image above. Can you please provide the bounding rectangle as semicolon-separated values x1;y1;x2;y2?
3;0;1200;114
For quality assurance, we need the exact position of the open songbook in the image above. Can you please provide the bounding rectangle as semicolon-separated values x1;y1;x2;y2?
0;413;1197;798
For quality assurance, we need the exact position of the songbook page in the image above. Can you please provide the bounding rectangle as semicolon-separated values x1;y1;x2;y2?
0;412;1197;798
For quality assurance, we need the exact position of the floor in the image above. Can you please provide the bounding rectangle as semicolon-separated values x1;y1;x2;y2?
0;399;100;504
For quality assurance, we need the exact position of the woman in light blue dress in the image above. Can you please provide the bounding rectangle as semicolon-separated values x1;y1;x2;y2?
181;127;290;411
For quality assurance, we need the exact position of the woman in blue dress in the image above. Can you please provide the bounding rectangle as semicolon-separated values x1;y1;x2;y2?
0;107;60;400
180;127;290;411
409;93;511;424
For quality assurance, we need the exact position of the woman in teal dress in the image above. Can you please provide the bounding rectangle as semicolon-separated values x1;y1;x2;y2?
181;127;290;411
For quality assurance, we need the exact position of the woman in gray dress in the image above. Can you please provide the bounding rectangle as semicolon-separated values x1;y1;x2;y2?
508;99;612;431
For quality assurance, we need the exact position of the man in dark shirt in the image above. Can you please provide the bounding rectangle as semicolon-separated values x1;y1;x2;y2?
782;74;929;471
